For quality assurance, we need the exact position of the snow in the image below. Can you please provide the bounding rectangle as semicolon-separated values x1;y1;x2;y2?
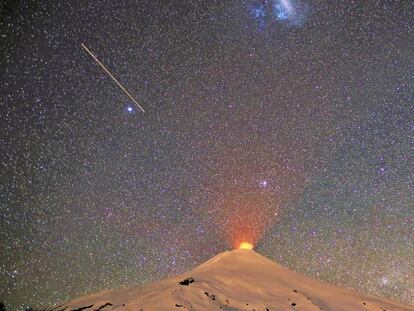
51;249;414;311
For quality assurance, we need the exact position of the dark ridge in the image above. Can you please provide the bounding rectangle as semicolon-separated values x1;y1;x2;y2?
293;289;298;293
72;305;94;311
94;303;112;311
179;277;194;286
174;304;184;308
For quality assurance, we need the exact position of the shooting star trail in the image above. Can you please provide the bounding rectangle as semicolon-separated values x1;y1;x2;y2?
81;43;145;113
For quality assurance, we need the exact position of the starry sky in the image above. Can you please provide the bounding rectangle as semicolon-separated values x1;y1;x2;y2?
1;0;413;309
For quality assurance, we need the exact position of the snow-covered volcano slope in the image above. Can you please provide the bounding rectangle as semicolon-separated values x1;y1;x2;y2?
51;249;413;311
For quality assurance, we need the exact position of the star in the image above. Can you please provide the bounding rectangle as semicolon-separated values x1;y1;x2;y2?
259;180;268;188
381;276;389;286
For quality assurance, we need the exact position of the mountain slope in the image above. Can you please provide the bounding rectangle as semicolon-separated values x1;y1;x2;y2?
51;249;413;311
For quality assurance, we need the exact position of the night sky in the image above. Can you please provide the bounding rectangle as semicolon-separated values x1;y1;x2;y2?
1;0;413;309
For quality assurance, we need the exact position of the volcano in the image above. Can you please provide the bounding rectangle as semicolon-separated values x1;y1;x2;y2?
51;249;413;311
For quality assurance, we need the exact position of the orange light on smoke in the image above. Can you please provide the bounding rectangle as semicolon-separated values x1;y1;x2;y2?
238;242;254;250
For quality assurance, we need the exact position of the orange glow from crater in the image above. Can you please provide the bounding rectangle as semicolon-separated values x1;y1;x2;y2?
210;189;279;250
238;242;254;250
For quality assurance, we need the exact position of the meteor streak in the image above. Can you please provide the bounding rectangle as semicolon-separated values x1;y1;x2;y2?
81;43;145;113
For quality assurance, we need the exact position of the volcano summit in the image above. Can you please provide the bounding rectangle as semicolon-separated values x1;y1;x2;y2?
51;249;413;311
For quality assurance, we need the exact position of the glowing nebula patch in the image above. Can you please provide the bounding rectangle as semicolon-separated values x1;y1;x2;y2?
273;0;292;20
250;4;266;28
248;0;309;29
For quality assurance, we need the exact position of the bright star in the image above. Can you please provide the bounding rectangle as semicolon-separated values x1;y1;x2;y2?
381;276;389;285
260;180;268;188
126;106;134;113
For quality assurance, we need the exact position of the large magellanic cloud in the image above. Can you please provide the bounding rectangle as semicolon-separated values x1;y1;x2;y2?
248;0;310;29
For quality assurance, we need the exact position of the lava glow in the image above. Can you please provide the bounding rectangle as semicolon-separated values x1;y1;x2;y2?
211;189;279;250
238;242;254;250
